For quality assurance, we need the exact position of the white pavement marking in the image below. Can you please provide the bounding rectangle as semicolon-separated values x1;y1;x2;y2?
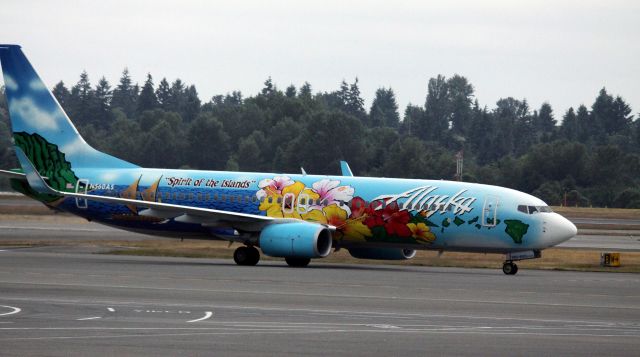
107;308;115;312
0;305;21;317
76;317;101;321
188;311;213;323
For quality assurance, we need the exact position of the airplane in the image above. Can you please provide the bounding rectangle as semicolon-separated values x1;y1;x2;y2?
0;44;577;275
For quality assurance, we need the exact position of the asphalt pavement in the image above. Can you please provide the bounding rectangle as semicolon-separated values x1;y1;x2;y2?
0;249;638;356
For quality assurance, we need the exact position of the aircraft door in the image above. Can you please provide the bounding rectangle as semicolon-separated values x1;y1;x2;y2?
75;179;89;209
482;195;499;227
282;192;295;215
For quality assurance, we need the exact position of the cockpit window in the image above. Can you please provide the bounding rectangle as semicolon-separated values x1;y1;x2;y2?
518;205;553;214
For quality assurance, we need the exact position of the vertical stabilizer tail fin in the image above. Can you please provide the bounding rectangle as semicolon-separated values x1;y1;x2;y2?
340;160;354;177
0;44;138;174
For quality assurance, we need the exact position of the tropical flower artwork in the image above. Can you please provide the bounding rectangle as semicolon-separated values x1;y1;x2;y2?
256;176;437;245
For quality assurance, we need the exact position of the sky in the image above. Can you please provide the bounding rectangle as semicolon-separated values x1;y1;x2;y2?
1;0;639;120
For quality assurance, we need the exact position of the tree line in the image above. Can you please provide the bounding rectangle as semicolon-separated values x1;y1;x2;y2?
0;70;639;208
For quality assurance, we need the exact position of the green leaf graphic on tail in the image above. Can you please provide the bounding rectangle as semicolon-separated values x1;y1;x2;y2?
12;132;79;202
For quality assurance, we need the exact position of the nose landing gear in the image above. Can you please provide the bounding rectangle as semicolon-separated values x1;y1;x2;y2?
233;246;260;266
502;261;518;275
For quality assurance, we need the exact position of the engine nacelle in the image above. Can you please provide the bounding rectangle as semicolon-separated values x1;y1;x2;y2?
348;247;416;260
259;222;332;259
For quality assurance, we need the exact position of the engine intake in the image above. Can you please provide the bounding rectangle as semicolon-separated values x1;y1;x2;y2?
259;222;332;259
348;247;416;260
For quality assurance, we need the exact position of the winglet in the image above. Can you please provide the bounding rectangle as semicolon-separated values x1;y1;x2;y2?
340;161;354;177
14;147;59;196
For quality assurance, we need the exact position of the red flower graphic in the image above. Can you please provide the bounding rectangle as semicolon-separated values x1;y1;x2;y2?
363;201;412;237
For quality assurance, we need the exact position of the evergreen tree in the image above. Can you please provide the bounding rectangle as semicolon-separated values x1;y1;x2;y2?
111;68;137;117
285;85;297;98
261;77;274;96
535;102;556;139
168;79;186;113
137;73;158;114
94;76;113;128
346;78;366;121
155;78;171;110
575;105;591;143
400;104;424;136
369;87;399;128
52;81;71;110
299;82;312;101
68;71;95;126
560;107;578;141
182;85;201;122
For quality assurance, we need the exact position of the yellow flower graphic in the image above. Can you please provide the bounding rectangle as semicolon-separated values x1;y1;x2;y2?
407;222;436;243
259;181;319;219
303;204;372;242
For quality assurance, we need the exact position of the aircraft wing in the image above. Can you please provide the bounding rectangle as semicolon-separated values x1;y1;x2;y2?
14;148;315;232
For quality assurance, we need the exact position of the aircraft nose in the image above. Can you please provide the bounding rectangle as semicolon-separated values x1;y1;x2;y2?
544;213;578;247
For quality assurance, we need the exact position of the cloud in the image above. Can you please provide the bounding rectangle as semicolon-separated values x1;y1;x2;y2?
60;136;87;155
3;75;18;91
9;96;60;131
29;79;47;91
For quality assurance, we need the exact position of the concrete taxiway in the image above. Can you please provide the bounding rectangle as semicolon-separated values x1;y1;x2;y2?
0;248;639;356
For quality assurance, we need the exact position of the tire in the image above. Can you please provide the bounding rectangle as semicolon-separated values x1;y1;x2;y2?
234;246;260;266
285;257;311;267
502;262;514;275
246;246;260;266
511;263;518;275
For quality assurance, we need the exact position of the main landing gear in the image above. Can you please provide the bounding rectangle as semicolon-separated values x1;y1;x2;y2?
233;246;260;266
285;257;311;267
502;261;518;275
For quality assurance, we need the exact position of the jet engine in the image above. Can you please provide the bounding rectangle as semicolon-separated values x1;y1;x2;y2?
348;247;416;260
259;222;332;258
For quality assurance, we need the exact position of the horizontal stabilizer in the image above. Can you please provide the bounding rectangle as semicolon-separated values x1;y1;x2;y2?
0;169;27;180
15;147;59;196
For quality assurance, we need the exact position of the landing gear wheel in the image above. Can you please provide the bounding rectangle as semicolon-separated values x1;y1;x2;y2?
285;257;311;267
234;246;260;266
502;262;518;275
